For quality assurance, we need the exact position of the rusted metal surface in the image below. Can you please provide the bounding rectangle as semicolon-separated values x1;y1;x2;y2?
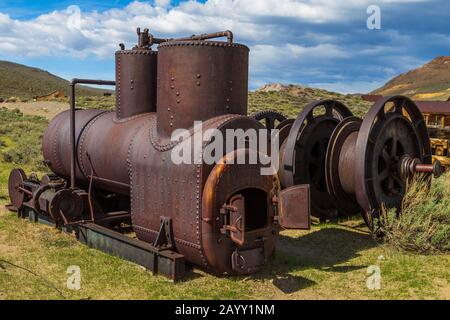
9;25;441;278
276;119;295;144
354;96;433;218
42;108;106;183
277;185;310;229
129;114;281;274
77;111;150;194
405;157;444;178
156;40;249;139
252;110;287;130
78;223;186;281
115;47;157;120
415;100;450;115
276;96;442;228
69;79;115;188
150;30;234;46
316;95;443;227
8;168;29;209
8;30;313;278
43;110;149;195
281;100;353;219
325;117;362;216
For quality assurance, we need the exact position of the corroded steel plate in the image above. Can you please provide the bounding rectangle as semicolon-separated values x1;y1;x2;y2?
278;184;310;229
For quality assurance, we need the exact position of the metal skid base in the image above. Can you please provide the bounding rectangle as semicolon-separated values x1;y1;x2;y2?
16;207;186;281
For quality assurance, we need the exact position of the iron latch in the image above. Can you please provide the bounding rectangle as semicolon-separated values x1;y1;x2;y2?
220;194;246;246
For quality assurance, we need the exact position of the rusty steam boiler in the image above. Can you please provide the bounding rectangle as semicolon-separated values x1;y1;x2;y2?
7;29;310;280
7;28;444;281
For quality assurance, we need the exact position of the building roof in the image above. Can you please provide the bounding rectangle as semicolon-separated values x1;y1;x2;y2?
415;101;450;115
361;94;382;102
362;94;450;115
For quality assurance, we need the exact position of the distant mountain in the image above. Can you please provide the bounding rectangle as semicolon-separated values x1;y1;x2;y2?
372;56;450;101
0;61;111;100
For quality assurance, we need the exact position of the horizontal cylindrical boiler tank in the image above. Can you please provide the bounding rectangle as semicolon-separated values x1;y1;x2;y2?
42;109;106;181
42;110;151;194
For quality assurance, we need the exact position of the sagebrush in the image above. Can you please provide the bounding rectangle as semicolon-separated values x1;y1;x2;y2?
378;174;450;253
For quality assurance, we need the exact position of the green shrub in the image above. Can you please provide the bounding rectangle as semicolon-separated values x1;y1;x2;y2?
378;174;450;254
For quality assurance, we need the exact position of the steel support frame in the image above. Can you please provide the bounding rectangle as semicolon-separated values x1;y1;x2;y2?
16;207;186;281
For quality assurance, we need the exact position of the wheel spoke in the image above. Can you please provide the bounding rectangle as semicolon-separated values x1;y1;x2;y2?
388;177;394;191
379;168;390;181
394;176;405;194
382;148;390;162
318;141;325;155
377;108;386;121
306;112;315;124
394;98;406;114
325;103;334;117
267;117;275;130
390;138;398;157
311;168;322;185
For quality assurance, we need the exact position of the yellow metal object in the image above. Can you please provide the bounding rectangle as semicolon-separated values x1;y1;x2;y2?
423;113;450;169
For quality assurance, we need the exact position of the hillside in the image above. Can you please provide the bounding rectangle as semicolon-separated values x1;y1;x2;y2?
0;61;110;100
372;56;450;100
250;83;371;118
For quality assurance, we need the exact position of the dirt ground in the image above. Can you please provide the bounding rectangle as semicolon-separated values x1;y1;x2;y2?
1;101;68;120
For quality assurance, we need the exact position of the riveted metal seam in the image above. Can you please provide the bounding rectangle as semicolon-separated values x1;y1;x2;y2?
133;225;201;250
77;112;110;179
116;53;121;119
158;41;249;50
127;118;151;234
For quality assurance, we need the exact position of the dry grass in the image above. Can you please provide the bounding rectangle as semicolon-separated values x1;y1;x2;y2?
1;203;449;300
0;99;449;300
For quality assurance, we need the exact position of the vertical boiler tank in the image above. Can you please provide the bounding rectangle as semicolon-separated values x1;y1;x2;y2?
115;28;158;120
156;40;249;139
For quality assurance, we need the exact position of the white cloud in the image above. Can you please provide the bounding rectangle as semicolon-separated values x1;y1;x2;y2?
0;0;440;93
0;0;435;58
155;0;171;8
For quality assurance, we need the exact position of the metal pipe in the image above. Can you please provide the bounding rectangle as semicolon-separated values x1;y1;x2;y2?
414;161;444;178
87;175;131;191
150;30;234;45
69;79;116;189
399;155;444;179
18;187;33;196
70;81;75;189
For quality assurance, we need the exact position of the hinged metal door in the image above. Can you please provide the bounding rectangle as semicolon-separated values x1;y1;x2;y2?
277;184;310;229
221;194;246;245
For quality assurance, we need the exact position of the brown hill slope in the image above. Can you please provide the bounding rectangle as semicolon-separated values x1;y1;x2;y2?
0;60;111;100
372;56;450;100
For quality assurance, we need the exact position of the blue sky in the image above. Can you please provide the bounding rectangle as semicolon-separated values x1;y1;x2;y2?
0;0;448;93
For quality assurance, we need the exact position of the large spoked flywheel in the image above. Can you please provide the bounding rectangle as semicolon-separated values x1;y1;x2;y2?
354;95;432;219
